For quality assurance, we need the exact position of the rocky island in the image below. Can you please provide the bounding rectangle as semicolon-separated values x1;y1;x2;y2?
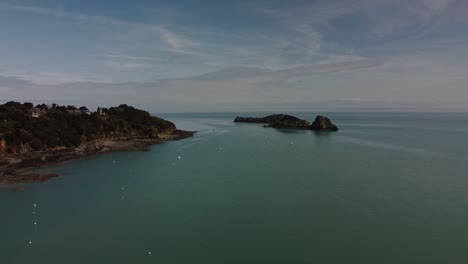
0;102;194;186
234;114;339;131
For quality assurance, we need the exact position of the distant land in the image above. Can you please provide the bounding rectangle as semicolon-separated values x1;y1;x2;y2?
234;114;339;131
0;102;194;186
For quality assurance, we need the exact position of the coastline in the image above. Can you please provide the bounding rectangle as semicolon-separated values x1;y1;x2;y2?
0;129;194;187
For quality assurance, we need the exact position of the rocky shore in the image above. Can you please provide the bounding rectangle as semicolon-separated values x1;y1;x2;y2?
0;129;194;187
234;114;339;131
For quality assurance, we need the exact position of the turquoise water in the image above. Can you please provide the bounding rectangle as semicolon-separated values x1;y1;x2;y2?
2;112;468;263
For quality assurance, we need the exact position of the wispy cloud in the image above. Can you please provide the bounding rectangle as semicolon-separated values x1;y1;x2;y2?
2;52;468;112
0;3;197;50
258;7;291;18
103;61;158;69
257;0;465;47
0;57;382;106
0;4;88;20
89;54;158;61
0;71;113;85
153;27;198;49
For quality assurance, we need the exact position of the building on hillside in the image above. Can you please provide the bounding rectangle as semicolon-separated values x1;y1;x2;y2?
97;107;108;116
30;107;47;118
31;108;41;118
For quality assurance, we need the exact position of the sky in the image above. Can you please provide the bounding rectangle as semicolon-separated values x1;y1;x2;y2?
1;0;468;112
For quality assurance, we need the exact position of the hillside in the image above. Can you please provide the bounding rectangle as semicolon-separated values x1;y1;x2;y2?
0;102;194;184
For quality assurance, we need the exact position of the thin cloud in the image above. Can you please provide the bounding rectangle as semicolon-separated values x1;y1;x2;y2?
89;54;158;61
0;71;113;85
0;4;81;19
153;27;199;49
0;3;197;50
103;61;158;69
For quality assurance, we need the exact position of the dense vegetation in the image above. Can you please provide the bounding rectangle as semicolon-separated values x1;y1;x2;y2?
0;102;176;154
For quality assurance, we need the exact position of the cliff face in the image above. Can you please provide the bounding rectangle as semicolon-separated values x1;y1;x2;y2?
234;114;339;131
0;138;7;157
310;116;339;131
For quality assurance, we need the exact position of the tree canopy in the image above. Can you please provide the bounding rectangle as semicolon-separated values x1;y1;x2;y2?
0;102;176;153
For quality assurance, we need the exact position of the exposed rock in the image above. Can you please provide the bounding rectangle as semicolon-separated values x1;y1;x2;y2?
0;130;195;186
234;114;339;131
0;139;7;157
0;171;59;186
310;115;339;131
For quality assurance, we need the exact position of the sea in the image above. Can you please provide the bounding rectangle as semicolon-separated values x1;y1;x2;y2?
1;112;468;264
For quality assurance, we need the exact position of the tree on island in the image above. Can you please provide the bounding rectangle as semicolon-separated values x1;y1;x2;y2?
24;102;34;109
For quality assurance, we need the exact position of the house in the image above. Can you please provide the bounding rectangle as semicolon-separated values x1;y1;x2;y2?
97;107;108;116
31;108;41;118
30;107;47;118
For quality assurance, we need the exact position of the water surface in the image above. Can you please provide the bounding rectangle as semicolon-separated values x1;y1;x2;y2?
2;112;468;263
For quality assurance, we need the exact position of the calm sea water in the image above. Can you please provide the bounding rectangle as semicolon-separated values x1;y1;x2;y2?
1;112;468;264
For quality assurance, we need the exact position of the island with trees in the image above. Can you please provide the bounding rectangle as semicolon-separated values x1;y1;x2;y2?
0;102;194;186
234;114;339;131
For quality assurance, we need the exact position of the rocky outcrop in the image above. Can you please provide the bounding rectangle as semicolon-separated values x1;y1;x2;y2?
310;115;339;131
0;138;7;157
0;171;59;186
234;114;339;131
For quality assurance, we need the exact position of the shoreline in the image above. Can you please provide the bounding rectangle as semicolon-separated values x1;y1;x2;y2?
0;129;194;187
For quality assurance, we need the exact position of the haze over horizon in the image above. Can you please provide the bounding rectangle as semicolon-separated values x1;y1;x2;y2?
1;0;468;112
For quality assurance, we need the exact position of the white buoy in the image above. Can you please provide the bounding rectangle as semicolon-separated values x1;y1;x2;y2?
29;241;32;245
148;251;152;256
121;186;125;190
34;222;37;225
33;203;37;207
177;156;181;160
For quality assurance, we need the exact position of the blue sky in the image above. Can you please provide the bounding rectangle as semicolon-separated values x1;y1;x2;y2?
1;0;468;112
